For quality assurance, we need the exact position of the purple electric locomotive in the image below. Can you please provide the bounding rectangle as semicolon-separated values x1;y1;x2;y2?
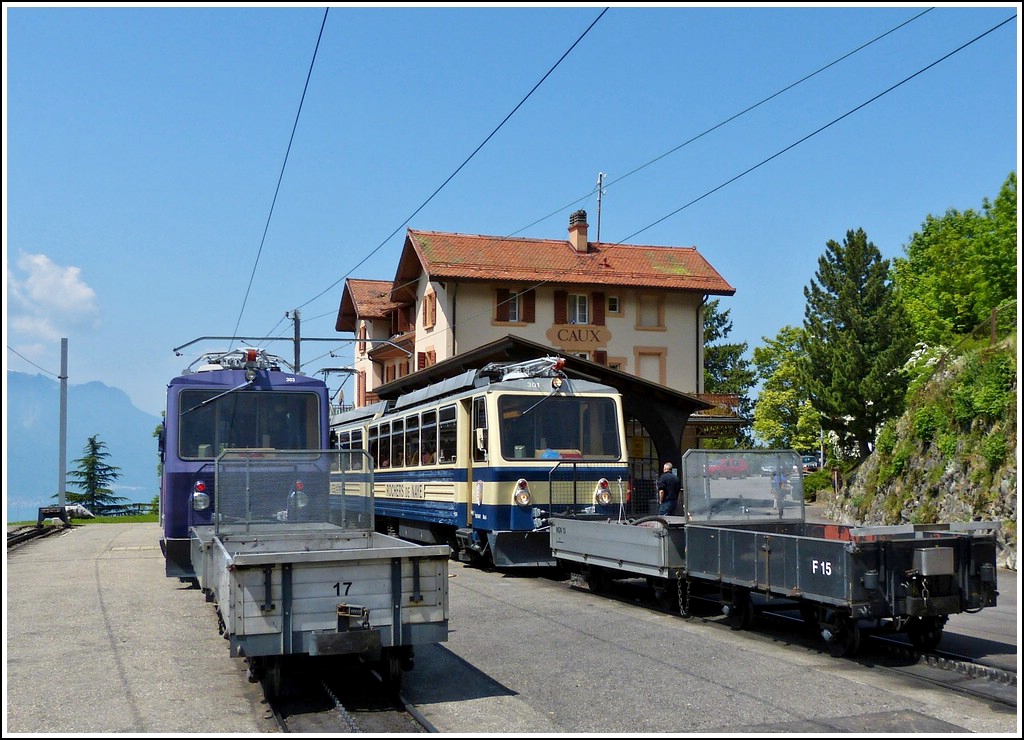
158;348;331;578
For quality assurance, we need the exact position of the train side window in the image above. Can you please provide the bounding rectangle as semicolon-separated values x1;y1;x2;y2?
391;419;404;470
438;405;457;463
405;414;420;466
420;410;437;465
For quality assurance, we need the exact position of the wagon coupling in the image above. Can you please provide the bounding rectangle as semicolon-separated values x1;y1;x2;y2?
338;603;370;631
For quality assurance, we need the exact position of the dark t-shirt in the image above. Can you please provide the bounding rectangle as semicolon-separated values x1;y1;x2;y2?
657;470;681;504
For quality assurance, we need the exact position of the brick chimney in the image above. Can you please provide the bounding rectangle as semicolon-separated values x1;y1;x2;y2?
568;210;589;253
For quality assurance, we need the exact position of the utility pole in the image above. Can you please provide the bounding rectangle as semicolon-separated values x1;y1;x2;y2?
596;171;605;245
286;309;301;372
58;338;68;507
293;309;301;373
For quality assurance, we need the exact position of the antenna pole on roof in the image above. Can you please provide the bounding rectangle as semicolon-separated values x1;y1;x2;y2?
595;172;605;245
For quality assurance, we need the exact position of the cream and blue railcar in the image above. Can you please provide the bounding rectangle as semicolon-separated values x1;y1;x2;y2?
332;358;629;567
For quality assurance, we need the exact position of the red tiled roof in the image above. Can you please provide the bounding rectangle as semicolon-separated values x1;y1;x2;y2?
402;229;735;294
336;278;404;332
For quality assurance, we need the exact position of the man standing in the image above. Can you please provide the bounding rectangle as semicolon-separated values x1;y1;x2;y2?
657;461;681;516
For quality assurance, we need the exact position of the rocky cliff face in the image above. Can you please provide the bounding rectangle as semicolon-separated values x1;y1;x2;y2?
821;337;1017;570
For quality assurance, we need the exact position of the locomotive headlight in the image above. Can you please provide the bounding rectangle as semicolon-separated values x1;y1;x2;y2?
513;478;532;506
551;376;563;390
594;478;612;505
191;480;210;511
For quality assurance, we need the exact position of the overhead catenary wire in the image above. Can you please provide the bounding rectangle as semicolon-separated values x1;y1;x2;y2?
256;7;611;361
229;8;330;352
292;7;610;314
256;10;1013;384
293;5;941;335
505;7;937;239
306;10;1016;380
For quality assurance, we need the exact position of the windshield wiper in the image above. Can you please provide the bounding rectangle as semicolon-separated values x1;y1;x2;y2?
181;379;254;416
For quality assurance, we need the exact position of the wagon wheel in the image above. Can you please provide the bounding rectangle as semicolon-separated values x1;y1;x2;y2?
723;588;753;631
907;615;945;652
586;566;609;594
378;648;403;694
652;580;678;613
262;657;284;702
824;615;861;658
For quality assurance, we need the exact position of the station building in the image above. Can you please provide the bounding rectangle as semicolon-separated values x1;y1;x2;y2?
334;210;746;504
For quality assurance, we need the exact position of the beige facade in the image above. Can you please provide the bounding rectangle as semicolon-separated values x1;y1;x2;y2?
337;211;734;408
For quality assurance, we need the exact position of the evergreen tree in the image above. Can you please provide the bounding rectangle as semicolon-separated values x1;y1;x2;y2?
703;299;756;447
63;435;129;515
801;228;915;460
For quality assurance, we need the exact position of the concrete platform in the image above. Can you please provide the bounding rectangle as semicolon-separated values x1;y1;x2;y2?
5;522;276;734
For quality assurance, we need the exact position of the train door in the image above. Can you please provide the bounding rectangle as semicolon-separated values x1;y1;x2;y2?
468;395;488;528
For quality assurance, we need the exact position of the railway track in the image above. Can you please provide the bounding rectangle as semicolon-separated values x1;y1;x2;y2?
7;525;69;550
262;655;434;733
560;571;1017;710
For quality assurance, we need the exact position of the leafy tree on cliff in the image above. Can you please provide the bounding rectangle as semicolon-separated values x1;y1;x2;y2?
63;435;130;515
892;172;1017;344
801;228;916;460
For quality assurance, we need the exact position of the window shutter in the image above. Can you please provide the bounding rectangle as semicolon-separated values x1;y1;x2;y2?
592;292;605;326
427;349;436;366
424;293;436;329
496;288;510;322
554;290;568;324
523;289;535;323
417;352;426;371
595;350;608;366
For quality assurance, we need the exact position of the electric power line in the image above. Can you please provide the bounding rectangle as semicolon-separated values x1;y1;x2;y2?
293;5;938;331
292;8;610;314
229;8;330;350
6;346;59;377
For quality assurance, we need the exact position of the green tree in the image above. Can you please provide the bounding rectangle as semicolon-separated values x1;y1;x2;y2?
752;325;821;452
801;228;916;460
703;299;756;447
63;435;129;515
892;172;1017;344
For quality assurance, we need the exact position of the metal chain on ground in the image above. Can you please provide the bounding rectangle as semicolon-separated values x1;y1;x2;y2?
321;679;362;732
676;570;691;618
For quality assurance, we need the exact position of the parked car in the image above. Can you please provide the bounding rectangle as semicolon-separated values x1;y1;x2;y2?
801;455;820;473
707;457;750;479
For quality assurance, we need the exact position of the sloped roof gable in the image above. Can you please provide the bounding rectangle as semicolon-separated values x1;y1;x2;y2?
336;278;405;332
397;229;735;295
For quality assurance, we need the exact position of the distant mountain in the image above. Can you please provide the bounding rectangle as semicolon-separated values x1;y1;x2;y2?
5;371;163;523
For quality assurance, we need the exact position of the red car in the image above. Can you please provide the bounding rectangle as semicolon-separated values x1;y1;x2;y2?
707;457;750;479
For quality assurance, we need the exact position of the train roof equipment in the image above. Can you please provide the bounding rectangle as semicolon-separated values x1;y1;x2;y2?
182;348;294;375
358;356;584;418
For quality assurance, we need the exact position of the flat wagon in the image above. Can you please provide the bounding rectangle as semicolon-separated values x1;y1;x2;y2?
190;449;449;696
551;449;999;657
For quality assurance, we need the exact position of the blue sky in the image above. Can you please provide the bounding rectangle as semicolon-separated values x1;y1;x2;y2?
4;3;1020;421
